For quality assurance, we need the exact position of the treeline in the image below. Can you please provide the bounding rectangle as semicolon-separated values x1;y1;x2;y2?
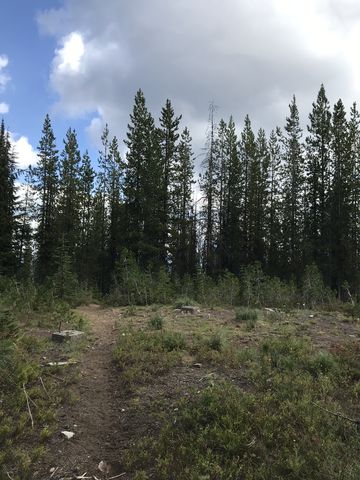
1;85;360;301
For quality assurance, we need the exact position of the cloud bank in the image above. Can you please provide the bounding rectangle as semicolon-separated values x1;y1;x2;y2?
37;0;360;151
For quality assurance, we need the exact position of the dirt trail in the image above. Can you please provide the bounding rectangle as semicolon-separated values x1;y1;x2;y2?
35;304;126;479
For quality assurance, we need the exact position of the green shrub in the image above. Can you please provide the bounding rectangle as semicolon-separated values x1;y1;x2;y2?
235;307;258;322
207;332;224;351
148;314;164;330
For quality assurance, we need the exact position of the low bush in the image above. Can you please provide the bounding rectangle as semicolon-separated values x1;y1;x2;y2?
148;314;164;330
235;307;259;322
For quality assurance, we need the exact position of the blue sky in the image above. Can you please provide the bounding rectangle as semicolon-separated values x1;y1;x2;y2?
2;0;360;170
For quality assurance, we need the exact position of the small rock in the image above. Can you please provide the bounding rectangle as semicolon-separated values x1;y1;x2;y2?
309;314;314;318
98;460;111;474
61;431;75;440
181;305;198;314
49;467;56;473
193;363;202;368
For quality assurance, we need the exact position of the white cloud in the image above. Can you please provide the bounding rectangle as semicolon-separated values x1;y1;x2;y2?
0;54;10;92
11;135;38;169
55;31;85;74
0;102;9;114
38;0;360;155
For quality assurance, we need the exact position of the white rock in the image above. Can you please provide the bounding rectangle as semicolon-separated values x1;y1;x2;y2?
61;430;75;440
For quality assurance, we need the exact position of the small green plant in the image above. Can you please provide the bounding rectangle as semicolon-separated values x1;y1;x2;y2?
124;305;136;317
148;314;164;330
235;307;258;322
207;332;223;351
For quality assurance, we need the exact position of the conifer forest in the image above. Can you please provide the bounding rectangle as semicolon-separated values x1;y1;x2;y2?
1;85;360;300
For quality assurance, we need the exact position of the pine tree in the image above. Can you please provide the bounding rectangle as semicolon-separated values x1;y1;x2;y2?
159;99;181;265
348;103;360;289
266;128;283;275
248;128;269;265
200;102;218;275
329;99;352;294
305;85;332;274
32;114;59;281
0;120;16;276
171;126;195;276
108;136;124;277
281;96;304;278
78;150;95;284
222;116;242;274
239;115;257;266
58;128;81;263
14;170;34;281
124;90;162;267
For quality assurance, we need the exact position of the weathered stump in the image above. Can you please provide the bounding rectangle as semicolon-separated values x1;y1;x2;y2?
52;330;84;343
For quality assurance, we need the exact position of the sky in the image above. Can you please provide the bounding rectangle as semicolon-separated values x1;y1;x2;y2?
2;0;360;170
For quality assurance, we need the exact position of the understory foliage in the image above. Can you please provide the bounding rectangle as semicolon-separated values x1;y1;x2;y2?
126;338;360;480
0;278;82;479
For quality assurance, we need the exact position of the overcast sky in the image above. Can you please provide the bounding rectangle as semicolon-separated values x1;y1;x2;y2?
2;0;360;167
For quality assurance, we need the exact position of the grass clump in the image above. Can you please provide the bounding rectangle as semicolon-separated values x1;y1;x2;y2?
114;330;186;390
235;307;259;322
148;313;164;330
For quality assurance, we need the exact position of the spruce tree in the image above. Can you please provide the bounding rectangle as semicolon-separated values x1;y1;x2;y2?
200;102;219;275
58;128;81;263
159;99;181;265
329;99;352;294
0;120;16;276
266;128;283;275
281;96;304;278
124;90;162;267
108;136;124;277
171;126;195;276
78;150;95;284
239;115;257;266
32;114;59;281
305;85;332;274
222;116;242;274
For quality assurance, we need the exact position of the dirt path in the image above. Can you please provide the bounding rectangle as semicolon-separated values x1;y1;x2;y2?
35;304;126;479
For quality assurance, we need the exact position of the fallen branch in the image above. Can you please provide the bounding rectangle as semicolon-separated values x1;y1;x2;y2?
22;383;34;428
39;376;50;397
312;402;360;426
6;472;14;480
108;474;126;480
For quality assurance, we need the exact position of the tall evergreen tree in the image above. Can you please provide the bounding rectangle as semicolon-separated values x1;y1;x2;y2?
222;116;242;273
305;84;332;274
201;103;218;275
78;150;95;284
281;96;304;277
239;115;257;266
159;99;181;265
266;128;283;275
329;99;352;294
58;128;81;262
124;89;162;267
108;136;124;277
171;126;195;276
33;114;59;281
0;120;16;276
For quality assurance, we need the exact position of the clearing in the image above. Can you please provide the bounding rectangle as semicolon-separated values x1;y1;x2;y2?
33;304;360;479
